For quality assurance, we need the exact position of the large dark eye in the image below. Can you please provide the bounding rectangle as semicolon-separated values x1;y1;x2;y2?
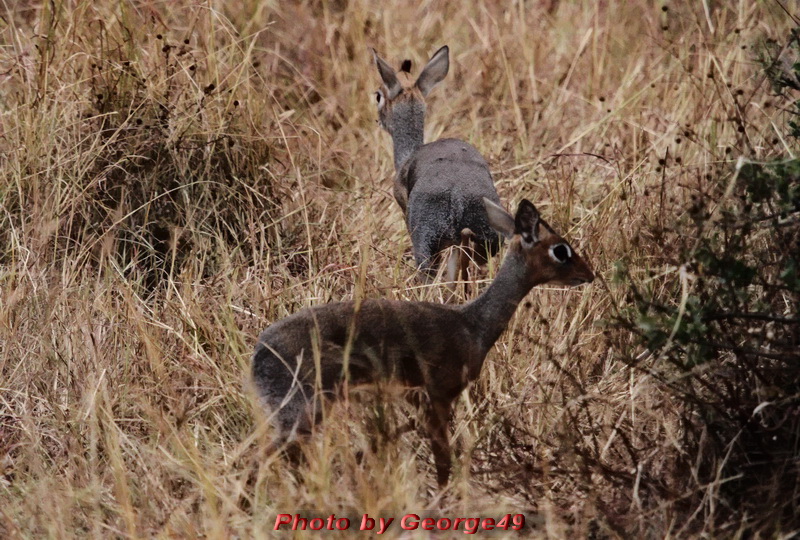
375;91;384;107
549;243;572;263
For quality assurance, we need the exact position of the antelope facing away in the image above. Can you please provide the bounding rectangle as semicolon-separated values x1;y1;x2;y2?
372;45;502;284
252;198;595;487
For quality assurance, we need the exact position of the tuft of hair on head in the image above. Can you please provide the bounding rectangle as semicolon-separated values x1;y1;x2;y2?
400;59;412;73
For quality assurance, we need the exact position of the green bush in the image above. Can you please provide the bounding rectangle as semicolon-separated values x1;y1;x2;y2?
615;34;800;535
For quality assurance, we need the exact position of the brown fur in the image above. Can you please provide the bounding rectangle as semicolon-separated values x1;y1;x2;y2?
252;198;594;487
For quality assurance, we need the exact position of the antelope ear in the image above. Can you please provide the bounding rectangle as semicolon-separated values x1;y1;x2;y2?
415;45;449;96
514;199;541;244
372;48;402;99
483;197;514;238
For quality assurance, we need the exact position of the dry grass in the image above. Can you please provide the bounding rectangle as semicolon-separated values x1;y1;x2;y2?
0;0;796;537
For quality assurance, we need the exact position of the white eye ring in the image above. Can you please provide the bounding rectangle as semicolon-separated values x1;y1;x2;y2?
375;90;385;109
549;243;572;263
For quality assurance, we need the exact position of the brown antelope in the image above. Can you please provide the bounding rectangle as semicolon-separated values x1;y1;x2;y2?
252;198;594;487
372;45;502;284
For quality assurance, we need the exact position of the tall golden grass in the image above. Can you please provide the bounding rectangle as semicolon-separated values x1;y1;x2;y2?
0;0;795;537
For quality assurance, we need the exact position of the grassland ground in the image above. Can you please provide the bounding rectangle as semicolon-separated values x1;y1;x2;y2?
1;1;797;537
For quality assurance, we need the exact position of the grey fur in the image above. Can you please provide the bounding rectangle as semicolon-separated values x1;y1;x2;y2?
373;46;502;280
401;139;502;271
252;199;595;487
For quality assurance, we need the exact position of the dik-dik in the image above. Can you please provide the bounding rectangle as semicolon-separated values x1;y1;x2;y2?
252;198;594;486
372;45;502;283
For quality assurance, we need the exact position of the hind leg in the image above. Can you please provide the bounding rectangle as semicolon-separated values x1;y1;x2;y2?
407;209;445;280
241;387;315;507
253;344;322;452
250;397;314;496
411;227;460;286
409;225;435;273
411;239;438;282
270;383;318;441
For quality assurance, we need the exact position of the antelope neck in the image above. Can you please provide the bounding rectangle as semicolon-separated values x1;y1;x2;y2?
460;248;536;354
390;102;425;170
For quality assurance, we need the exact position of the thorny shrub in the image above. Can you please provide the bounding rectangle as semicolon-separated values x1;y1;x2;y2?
613;29;800;536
